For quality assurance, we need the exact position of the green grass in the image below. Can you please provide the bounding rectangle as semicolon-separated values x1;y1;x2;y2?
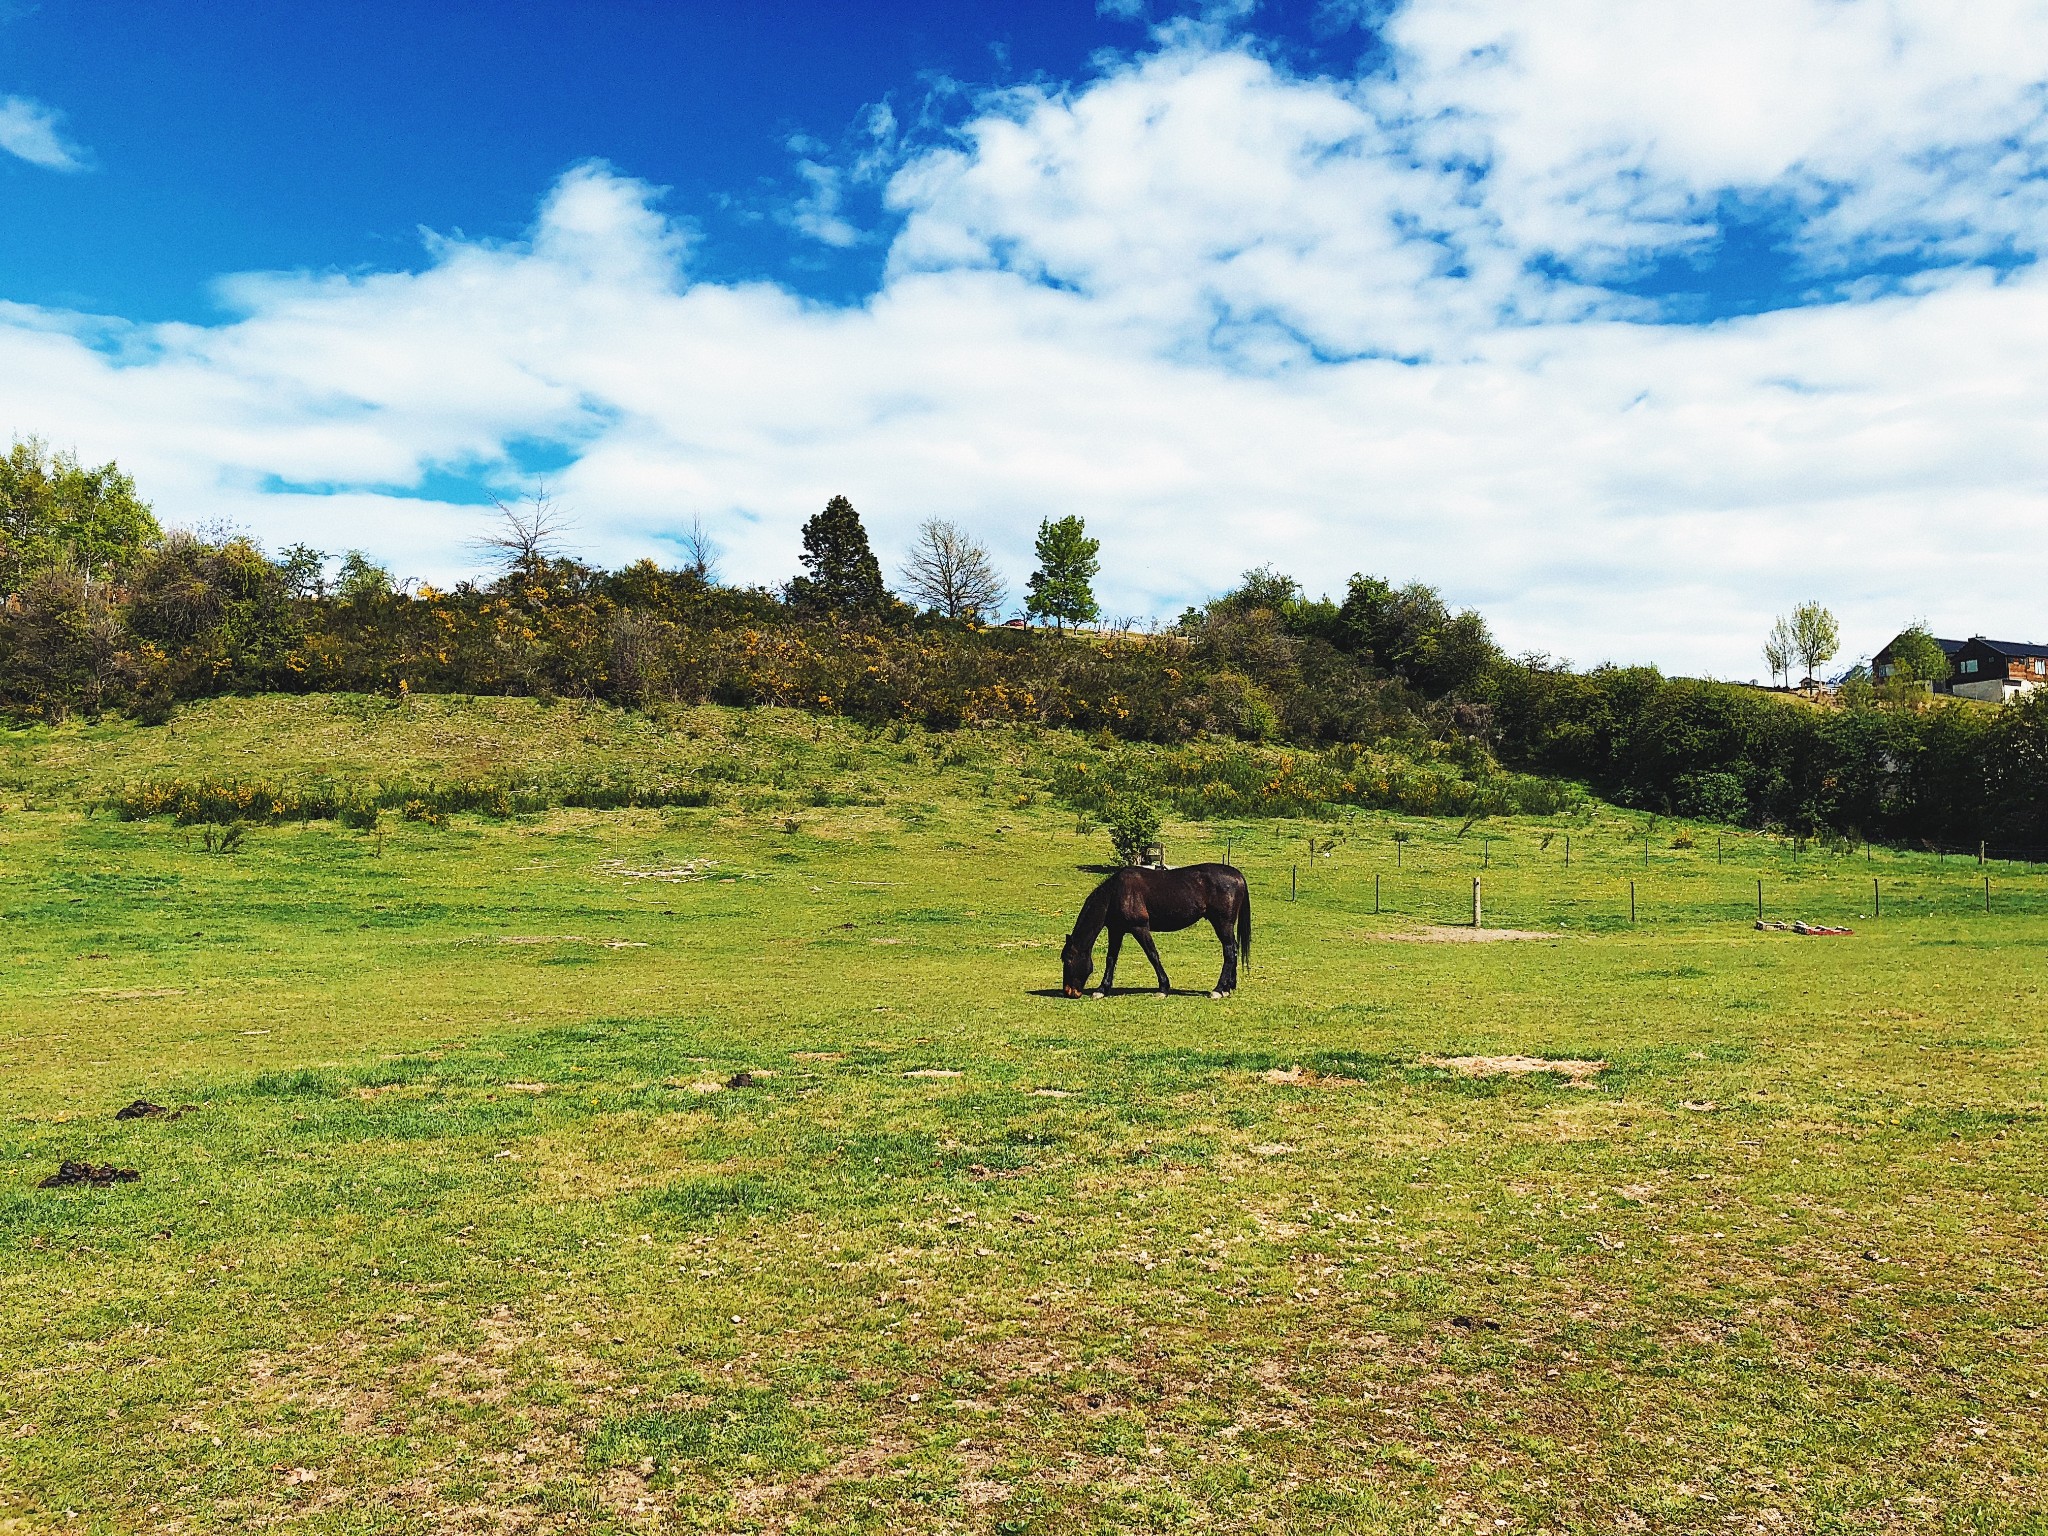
0;696;2043;1533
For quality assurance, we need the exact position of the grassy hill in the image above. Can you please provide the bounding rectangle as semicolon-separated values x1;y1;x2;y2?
1;696;2043;1532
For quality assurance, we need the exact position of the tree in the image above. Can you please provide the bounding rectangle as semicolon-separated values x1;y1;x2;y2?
1789;600;1839;683
1024;515;1100;630
1887;623;1950;687
1333;574;1496;696
677;516;720;584
0;437;161;594
335;550;395;603
786;494;890;614
1764;616;1794;687
475;484;573;579
0;568;134;720
275;543;329;598
900;518;1006;620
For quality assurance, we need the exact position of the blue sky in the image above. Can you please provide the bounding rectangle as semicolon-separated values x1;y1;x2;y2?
4;0;2047;673
3;1;1351;316
3;0;1811;322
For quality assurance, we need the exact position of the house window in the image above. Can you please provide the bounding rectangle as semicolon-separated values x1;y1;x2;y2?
1961;659;1979;674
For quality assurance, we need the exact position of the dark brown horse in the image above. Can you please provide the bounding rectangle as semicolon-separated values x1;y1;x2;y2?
1061;864;1251;999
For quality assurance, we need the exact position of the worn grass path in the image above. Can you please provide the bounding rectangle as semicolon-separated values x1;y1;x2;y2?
0;698;2043;1533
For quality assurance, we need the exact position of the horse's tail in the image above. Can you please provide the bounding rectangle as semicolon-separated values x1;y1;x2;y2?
1236;883;1252;971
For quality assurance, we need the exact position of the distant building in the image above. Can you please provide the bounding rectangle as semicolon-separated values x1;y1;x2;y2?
1873;632;2047;701
1949;637;2048;702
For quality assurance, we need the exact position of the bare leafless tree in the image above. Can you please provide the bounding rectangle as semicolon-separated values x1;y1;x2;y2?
474;484;575;577
899;517;1006;620
677;515;720;583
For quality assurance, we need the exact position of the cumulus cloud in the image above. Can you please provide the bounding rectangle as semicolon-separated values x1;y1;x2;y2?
0;93;90;171
3;4;2046;676
1377;0;2048;277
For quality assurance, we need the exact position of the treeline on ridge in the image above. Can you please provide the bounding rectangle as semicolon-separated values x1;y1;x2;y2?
2;440;2041;848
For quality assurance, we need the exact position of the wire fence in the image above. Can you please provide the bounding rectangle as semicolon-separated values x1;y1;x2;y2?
1219;826;2048;931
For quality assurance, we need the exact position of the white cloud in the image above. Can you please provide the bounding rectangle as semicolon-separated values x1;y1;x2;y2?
3;7;2047;677
1377;0;2048;275
0;93;90;171
787;159;862;247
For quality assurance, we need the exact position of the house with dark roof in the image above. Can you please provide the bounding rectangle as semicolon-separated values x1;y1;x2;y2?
1949;637;2048;702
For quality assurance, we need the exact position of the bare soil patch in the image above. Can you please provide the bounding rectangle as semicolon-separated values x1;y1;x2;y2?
1418;1054;1607;1086
492;935;648;949
1260;1065;1361;1087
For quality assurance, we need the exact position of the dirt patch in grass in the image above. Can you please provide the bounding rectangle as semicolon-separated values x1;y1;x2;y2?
1419;1054;1607;1085
491;935;649;949
1260;1065;1361;1086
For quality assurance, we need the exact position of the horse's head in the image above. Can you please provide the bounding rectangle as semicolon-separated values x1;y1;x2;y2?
1060;932;1093;998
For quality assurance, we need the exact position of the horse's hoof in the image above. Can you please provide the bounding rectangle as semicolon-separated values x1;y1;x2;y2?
1209;990;1223;1000
1090;990;1105;1000
1154;990;1169;999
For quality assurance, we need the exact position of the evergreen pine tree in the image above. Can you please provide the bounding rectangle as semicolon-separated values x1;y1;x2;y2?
1024;515;1101;630
786;494;890;614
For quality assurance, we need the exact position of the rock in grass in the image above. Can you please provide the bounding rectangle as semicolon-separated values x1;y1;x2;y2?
39;1162;140;1188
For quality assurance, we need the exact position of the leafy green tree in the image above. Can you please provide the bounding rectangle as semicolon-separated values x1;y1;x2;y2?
1886;624;1950;686
1333;575;1494;696
1025;515;1100;630
275;544;329;598
1789;600;1840;681
335;550;395;603
0;437;161;594
786;494;890;614
1764;616;1794;687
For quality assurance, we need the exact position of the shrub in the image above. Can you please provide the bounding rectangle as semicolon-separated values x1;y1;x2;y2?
1104;798;1163;864
1672;770;1750;825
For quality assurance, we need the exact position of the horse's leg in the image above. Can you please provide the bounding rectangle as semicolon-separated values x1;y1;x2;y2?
1096;928;1124;998
1208;914;1239;997
1132;928;1171;995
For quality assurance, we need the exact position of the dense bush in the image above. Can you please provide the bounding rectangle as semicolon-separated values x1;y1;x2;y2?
1041;737;1581;823
1483;664;2048;848
101;770;715;826
4;464;2040;846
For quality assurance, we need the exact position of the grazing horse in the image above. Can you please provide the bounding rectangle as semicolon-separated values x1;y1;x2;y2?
1061;864;1251;999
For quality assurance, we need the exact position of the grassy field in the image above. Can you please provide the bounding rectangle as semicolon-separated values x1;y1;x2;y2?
1;696;2043;1534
